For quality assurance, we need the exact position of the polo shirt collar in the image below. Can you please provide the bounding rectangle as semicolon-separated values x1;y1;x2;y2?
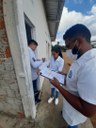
76;48;96;66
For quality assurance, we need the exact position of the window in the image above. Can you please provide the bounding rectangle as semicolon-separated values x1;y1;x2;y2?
24;15;35;43
25;22;32;42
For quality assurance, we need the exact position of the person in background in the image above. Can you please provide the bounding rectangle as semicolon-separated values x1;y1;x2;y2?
50;24;96;128
28;39;45;104
45;46;64;105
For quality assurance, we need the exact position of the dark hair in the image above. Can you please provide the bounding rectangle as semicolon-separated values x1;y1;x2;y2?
63;24;91;43
52;46;63;58
28;39;38;46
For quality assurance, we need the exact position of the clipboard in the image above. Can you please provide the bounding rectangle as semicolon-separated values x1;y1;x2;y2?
40;67;65;85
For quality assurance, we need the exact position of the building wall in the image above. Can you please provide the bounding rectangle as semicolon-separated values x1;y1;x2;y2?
0;0;24;115
23;0;51;56
23;0;51;88
3;0;36;118
0;0;51;118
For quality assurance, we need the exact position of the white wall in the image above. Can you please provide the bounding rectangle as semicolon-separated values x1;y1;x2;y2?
3;0;36;119
23;0;51;58
3;0;51;119
23;0;51;88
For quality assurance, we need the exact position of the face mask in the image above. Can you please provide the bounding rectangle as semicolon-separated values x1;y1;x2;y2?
72;40;82;58
72;46;79;55
72;40;79;54
66;49;77;61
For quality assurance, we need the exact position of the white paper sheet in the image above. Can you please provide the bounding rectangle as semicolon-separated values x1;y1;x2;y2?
40;67;65;85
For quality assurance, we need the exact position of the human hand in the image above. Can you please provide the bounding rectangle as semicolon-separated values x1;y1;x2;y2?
58;71;67;76
36;69;40;75
50;78;60;89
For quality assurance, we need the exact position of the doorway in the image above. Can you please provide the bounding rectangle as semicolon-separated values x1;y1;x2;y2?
24;15;41;109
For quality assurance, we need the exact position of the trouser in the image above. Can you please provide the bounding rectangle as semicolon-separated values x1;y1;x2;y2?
51;88;59;98
32;79;40;102
67;125;78;128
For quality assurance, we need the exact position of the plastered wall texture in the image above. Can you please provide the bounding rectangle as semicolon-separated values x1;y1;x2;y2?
0;0;24;116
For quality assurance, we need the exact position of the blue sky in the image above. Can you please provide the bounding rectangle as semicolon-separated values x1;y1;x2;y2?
65;0;96;15
53;0;96;45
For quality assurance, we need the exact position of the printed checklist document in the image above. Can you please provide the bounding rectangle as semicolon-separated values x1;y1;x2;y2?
40;67;65;85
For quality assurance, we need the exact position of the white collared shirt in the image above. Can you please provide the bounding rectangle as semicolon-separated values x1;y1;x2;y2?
28;47;43;81
45;56;64;72
63;48;96;126
50;56;64;72
39;56;64;89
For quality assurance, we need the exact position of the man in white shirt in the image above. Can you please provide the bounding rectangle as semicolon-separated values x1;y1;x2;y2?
50;24;96;128
28;39;45;104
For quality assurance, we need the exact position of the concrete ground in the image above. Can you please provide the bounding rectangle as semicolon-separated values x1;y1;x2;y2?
36;79;67;128
0;79;94;128
0;112;35;128
36;79;94;128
